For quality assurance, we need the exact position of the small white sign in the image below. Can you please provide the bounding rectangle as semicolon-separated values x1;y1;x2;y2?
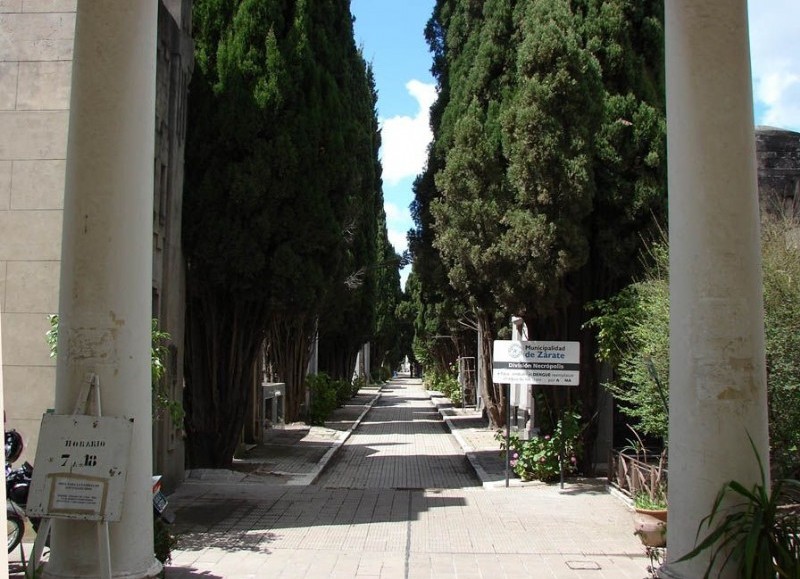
27;414;134;521
492;340;580;385
49;475;108;516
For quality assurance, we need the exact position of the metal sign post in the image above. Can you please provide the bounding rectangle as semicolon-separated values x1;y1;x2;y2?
492;340;581;488
505;383;511;488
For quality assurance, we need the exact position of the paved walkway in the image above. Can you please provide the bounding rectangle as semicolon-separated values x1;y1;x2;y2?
10;378;650;578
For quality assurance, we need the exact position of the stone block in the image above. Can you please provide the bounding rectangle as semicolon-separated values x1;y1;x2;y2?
4;260;60;313
0;260;6;311
3;365;55;420
0;111;68;160
17;61;72;110
0;62;18;110
22;0;76;13
1;311;52;366
0;1;23;14
0;160;10;209
0;210;62;261
11;159;65;209
0;12;75;61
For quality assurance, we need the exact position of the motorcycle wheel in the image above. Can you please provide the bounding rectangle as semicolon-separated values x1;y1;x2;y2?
7;511;24;553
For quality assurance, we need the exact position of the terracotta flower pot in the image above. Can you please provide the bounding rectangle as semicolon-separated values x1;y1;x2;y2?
634;512;667;547
635;507;667;522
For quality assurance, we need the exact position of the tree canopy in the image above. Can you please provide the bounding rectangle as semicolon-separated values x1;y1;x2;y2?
410;0;666;442
183;0;394;467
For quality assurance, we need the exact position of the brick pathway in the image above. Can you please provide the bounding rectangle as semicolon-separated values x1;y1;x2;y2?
316;380;479;489
10;378;651;578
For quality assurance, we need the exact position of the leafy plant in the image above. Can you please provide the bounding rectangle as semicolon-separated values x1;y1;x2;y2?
423;368;462;406
154;517;178;572
676;438;800;578
151;320;184;425
498;410;582;482
762;217;800;479
585;239;670;441
634;490;667;511
306;373;338;426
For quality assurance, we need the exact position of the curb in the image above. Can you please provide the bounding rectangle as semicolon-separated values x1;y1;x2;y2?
426;390;525;489
291;388;383;486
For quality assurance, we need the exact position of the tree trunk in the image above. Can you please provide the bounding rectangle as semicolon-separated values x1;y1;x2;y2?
477;307;505;429
183;288;268;468
267;313;314;422
317;334;360;382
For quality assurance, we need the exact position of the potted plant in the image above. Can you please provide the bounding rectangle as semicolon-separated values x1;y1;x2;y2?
676;438;800;578
633;486;668;548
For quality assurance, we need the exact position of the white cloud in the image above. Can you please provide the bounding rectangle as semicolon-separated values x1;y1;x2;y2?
749;1;800;130
380;80;437;185
387;229;408;255
384;202;403;221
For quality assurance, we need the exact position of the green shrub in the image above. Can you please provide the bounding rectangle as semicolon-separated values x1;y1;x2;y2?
351;375;366;397
332;378;352;407
423;368;462;405
306;373;337;425
498;409;583;482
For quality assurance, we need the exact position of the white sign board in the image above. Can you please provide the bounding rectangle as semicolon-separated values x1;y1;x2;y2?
492;340;580;385
27;414;134;521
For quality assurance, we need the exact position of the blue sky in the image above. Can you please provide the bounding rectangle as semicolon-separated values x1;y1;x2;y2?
351;1;800;288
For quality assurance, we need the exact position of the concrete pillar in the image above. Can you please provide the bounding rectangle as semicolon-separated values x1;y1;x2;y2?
44;2;160;578
662;1;770;577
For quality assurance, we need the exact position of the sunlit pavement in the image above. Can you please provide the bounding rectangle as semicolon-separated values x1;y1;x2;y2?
11;378;650;578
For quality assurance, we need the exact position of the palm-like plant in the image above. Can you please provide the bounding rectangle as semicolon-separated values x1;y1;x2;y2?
676;438;799;578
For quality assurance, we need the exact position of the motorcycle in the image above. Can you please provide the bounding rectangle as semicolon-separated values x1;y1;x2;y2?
6;429;43;554
152;475;175;524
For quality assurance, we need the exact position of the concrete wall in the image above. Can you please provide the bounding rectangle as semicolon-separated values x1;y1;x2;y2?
0;0;76;461
153;0;193;491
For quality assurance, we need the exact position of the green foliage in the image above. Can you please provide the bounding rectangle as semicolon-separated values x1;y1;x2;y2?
762;219;800;478
46;314;58;358
498;410;583;482
151;320;184;425
184;0;387;463
676;438;800;578
412;0;667;433
424;368;462;406
589;219;800;477
306;373;338;426
333;378;354;408
154;517;178;570
634;491;667;511
585;239;669;440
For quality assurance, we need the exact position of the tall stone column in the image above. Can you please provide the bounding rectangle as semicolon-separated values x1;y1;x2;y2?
45;1;160;577
662;1;770;577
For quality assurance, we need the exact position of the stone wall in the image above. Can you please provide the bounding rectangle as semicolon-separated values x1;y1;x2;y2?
756;126;800;219
0;0;76;460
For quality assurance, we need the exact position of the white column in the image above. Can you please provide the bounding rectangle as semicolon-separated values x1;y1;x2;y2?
662;1;769;577
45;1;160;578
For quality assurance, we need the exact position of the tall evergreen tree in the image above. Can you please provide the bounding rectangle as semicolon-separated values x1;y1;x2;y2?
183;0;383;467
413;0;666;442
